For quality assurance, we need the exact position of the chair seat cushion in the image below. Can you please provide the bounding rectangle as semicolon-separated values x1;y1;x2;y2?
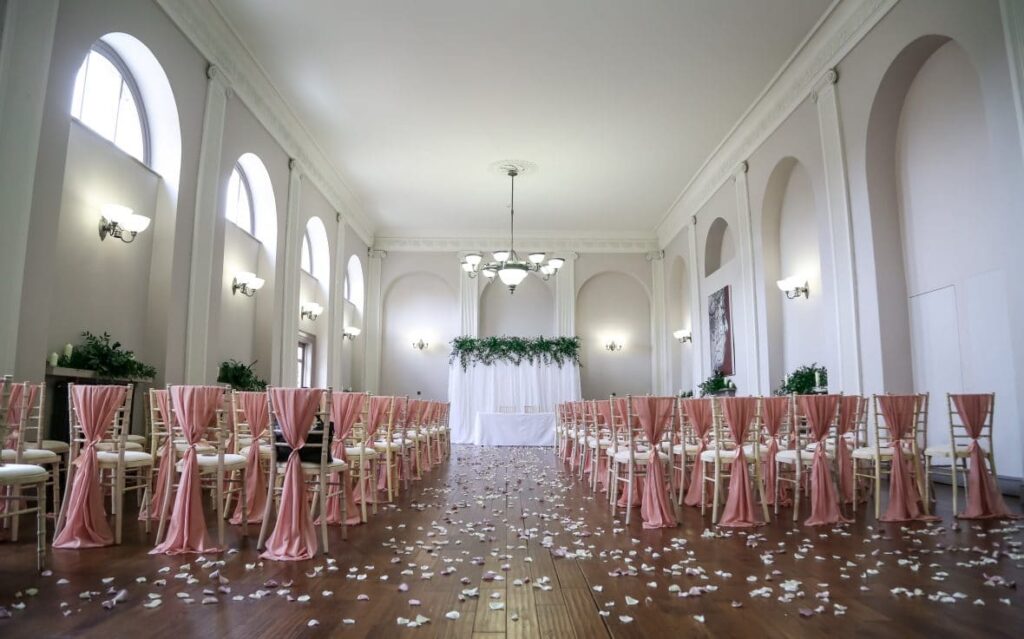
587;437;612;448
612;449;670;464
2;448;59;464
126;434;147;445
775;448;832;464
700;445;768;463
301;459;348;473
32;439;70;454
924;445;972;457
0;463;49;484
95;441;144;452
193;453;247;470
239;444;274;458
97;450;154;467
374;440;408;451
852;446;893;460
671;443;701;455
158;442;217;456
346;445;378;459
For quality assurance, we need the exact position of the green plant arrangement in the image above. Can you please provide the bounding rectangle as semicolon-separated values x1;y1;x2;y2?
698;370;736;397
56;331;157;380
776;363;827;395
449;336;582;370
217;359;268;391
679;390;694;399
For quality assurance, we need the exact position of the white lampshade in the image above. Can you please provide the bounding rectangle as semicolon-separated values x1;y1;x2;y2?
540;264;555;276
497;263;529;287
345;326;362;337
120;213;151;234
547;257;565;269
482;268;497;279
101;203;134;223
465;253;483;267
235;271;257;285
248;276;266;291
673;329;691;340
492;250;510;262
461;261;474;272
528;252;546;264
776;276;803;292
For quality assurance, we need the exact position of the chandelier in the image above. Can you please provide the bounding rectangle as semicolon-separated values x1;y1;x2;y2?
461;166;564;293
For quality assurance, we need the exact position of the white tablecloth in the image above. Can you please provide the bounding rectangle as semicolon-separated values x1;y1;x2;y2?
471;412;555;446
448;361;581;444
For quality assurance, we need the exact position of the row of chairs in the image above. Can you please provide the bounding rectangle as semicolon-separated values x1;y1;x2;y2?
555;392;1006;528
0;378;450;568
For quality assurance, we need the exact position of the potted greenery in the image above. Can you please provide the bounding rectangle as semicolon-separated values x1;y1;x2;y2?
55;331;157;380
698;370;736;397
217;359;268;391
776;363;827;395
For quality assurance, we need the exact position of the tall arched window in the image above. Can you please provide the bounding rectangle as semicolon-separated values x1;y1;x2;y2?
70;42;149;164
345;255;365;314
300;230;313;274
224;164;256;235
301;217;330;282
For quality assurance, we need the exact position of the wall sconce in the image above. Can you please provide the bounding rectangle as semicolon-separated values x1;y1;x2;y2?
231;271;265;297
300;302;324;321
776;276;809;299
412;338;429;351
673;329;692;343
98;204;150;243
604;340;624;352
342;326;361;340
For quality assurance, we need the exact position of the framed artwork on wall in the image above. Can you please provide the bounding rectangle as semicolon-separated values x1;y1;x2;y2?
708;285;733;376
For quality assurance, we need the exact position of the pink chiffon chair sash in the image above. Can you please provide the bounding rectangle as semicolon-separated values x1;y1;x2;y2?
718;397;764;527
152;385;225;554
322;391;366;525
4;383;39;449
634;396;677;529
836;396;860;504
261;387;325;560
951;394;1019;520
761;396;791;507
140;390;174;521
230;391;271;525
682;399;713;507
798;394;849;526
53;385;127;548
877;395;936;522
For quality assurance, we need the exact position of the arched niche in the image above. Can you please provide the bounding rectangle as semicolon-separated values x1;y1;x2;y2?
576;271;652;398
867;36;1021;476
761;157;823;385
666;255;692;393
704;217;735;277
479;273;554;337
381;271;458;399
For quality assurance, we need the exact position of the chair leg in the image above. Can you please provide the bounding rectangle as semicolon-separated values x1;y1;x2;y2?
340;470;348;541
623;465;632;526
319;471;329;554
711;460;721;524
358;457;368;523
36;482;46;571
256;462;277;551
10;485;21;542
874;459;882;520
240;469;248;538
216;469;225;548
142;465;152;534
114;467;125;545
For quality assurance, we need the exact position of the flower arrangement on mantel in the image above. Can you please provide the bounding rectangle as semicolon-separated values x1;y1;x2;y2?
54;331;157;380
776;363;827;395
217;359;268;391
698;370;736;397
449;336;582;370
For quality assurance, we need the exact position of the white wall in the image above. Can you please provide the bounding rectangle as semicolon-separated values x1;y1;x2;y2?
480;273;555;337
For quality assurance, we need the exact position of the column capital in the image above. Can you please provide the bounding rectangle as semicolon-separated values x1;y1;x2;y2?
645;249;665;262
368;247;388;260
812;68;839;103
288;157;303;175
734;160;749;176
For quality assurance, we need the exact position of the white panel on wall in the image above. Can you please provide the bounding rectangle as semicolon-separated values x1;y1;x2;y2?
576;271;652;398
908;286;963;454
480;274;554;337
218;224;261;366
380;272;458;400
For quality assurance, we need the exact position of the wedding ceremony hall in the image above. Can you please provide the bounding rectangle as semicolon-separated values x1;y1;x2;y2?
2;0;1024;637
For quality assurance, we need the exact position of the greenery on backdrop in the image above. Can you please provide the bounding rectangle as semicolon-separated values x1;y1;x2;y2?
776;363;827;395
56;331;157;380
698;370;736;397
217;359;268;391
450;336;581;370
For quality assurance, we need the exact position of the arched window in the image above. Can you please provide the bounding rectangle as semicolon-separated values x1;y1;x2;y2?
345;255;365;314
70;42;149;164
301;217;330;282
225;164;256;235
300;230;313;274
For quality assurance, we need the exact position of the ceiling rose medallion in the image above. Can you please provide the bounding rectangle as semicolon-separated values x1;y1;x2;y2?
461;161;564;294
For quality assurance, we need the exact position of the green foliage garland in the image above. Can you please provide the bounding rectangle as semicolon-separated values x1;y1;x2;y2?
56;331;157;380
217;359;268;391
776;363;827;395
698;370;736;397
450;336;581;370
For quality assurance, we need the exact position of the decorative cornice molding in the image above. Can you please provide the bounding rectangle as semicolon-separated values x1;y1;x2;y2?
656;0;898;247
156;0;375;246
373;234;659;254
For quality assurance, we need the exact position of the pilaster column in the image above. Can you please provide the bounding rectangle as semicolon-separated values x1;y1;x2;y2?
686;217;703;386
648;250;669;394
327;213;348;388
1001;0;1024;169
184;65;229;383
275;159;303;386
555;252;578;337
363;248;387;392
0;0;59;375
458;255;480;337
733;161;762;394
814;69;862;393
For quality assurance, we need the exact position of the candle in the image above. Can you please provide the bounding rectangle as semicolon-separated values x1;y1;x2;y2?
814;370;821;388
64;343;73;359
48;352;58;367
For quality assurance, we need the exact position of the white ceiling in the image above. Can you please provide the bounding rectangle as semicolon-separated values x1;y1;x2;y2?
211;0;833;238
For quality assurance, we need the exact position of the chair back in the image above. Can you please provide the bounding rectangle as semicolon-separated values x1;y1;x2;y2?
873;393;928;454
67;383;134;461
268;387;332;467
947;392;995;455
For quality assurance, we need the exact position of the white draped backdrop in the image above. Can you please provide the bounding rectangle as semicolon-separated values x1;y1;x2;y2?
448;362;581;444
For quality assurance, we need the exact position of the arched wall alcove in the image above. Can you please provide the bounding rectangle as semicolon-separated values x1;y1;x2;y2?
703;217;735;277
866;35;1021;477
666;255;692;393
381;271;458;399
298;215;331;386
576;271;651;398
479;273;554;337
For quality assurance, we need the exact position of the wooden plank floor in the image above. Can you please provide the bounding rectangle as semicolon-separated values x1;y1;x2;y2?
1;446;1022;638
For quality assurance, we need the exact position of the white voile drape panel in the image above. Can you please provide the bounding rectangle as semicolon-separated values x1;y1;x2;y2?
448;362;581;444
471;413;556;446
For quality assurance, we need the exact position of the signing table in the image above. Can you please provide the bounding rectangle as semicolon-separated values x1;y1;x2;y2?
470;412;556;446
